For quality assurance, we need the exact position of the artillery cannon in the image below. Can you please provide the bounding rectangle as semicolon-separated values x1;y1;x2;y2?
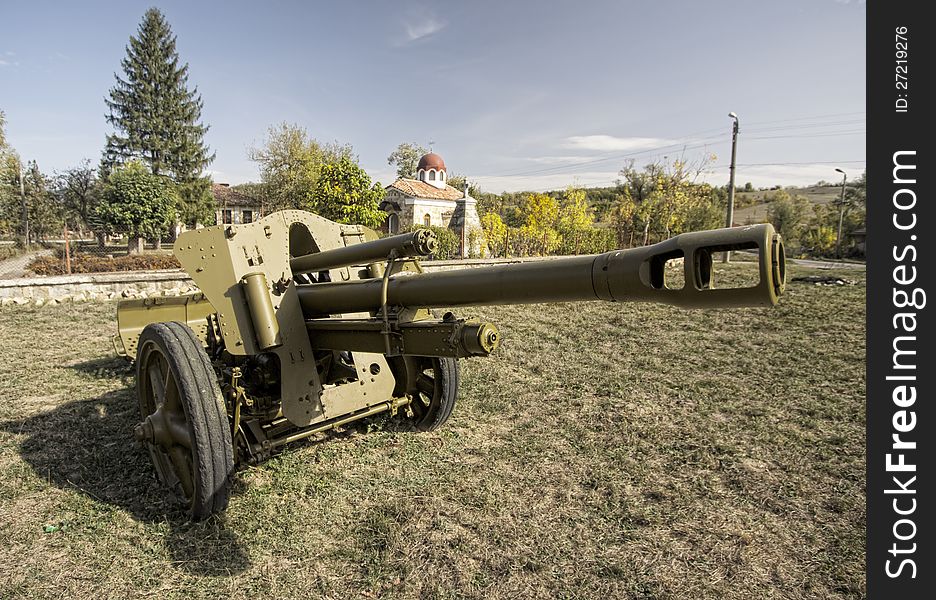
115;209;785;519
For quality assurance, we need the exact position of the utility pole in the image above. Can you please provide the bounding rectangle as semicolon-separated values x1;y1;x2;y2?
834;168;847;259
723;112;740;263
18;160;28;247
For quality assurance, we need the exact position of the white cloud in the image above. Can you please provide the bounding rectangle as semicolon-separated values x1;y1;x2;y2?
402;17;446;44
564;135;670;152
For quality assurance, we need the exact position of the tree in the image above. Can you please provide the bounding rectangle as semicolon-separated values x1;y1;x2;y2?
557;186;593;254
517;192;560;255
807;194;864;258
766;190;811;246
176;177;215;228
23;161;62;242
844;170;867;207
480;212;508;257
474;190;504;219
446;173;478;196
310;156;385;228
94;161;177;253
0;111;20;238
104;8;214;178
53;160;101;235
387;142;428;179
103;8;214;228
610;192;636;248
617;159;664;204
840;170;867;254
0;110;7;149
801;225;836;256
617;156;719;244
248;122;353;211
681;184;725;233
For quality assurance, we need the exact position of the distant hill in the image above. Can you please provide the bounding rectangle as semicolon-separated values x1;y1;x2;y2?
480;183;843;226
732;185;842;225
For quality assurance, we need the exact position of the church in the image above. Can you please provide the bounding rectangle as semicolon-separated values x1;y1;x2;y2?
380;152;484;258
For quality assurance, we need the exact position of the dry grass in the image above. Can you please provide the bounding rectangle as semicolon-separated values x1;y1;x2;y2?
0;262;865;599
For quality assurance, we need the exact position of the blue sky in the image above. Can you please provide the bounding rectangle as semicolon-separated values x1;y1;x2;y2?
1;0;865;192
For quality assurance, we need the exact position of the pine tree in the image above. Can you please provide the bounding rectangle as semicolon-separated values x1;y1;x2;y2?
103;8;215;227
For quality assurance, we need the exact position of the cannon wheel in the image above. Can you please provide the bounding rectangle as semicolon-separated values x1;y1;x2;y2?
400;356;459;432
134;321;233;520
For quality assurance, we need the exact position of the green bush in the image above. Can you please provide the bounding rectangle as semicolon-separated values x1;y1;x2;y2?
409;224;459;260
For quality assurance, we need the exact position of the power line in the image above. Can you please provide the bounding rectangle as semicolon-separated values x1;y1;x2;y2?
745;130;865;141
742;118;865;134
707;160;866;169
733;110;865;126
481;129;864;179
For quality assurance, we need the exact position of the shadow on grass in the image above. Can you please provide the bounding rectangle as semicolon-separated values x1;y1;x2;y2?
0;367;250;577
67;355;133;379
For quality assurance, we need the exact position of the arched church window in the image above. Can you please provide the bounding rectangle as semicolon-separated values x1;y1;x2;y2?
424;214;431;227
388;213;399;234
428;170;436;181
417;169;425;181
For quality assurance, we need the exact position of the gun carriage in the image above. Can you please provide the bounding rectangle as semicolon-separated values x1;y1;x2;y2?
115;209;785;519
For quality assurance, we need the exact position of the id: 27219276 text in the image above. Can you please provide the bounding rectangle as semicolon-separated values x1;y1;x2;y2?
895;26;909;113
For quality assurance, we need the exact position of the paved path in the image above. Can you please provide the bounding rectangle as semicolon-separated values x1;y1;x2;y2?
789;258;866;270
0;249;54;279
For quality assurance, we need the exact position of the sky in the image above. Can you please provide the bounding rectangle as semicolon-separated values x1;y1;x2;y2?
0;0;866;193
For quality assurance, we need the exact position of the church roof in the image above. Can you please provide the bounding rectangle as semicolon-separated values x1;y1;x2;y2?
386;178;463;201
417;152;447;172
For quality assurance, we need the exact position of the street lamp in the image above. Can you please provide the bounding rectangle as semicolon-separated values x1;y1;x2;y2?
723;112;740;263
834;168;847;258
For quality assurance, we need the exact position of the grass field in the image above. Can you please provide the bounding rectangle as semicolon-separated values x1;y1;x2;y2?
0;262;865;599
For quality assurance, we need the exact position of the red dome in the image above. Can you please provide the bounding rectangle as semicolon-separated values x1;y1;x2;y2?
417;152;446;172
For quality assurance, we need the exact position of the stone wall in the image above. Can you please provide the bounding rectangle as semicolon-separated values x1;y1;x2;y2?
404;200;456;229
0;271;195;306
0;257;561;306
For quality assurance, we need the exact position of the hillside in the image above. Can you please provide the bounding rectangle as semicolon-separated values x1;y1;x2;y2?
528;184;845;226
732;185;842;225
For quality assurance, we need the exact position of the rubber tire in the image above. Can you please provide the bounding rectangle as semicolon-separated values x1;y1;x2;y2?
413;357;460;432
136;322;234;521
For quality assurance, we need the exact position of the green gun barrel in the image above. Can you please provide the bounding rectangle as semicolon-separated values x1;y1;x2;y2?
290;229;436;274
296;223;785;315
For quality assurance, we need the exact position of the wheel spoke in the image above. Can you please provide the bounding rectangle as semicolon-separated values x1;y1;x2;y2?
162;367;180;412
165;413;193;449
168;445;195;500
148;363;166;406
416;374;435;399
